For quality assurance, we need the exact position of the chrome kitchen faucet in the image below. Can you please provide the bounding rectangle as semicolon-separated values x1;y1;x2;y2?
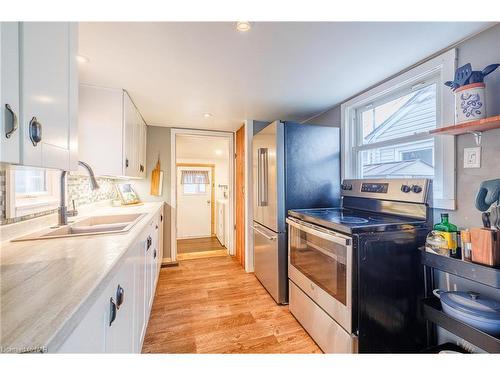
58;161;100;226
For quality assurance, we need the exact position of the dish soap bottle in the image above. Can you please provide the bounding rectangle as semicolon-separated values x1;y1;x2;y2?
433;213;459;258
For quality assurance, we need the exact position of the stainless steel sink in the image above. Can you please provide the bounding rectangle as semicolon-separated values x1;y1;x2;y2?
12;213;147;241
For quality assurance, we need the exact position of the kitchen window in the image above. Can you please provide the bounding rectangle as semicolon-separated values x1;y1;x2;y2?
5;165;60;218
342;49;457;209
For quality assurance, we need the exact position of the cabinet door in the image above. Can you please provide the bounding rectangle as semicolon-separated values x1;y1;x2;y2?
134;236;147;351
138;114;147;178
78;85;124;176
105;253;136;353
123;92;138;177
19;22;78;170
0;22;20;164
158;206;164;264
56;289;107;353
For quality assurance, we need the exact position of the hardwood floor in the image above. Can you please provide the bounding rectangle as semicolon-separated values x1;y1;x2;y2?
177;236;225;254
142;256;321;354
177;249;227;260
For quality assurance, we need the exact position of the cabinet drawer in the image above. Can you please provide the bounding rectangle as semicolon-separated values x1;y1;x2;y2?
289;281;355;353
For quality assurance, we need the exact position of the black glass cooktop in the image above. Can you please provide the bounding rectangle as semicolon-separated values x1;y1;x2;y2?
288;207;427;234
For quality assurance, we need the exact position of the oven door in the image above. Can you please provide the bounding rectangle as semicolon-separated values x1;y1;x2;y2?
286;217;352;332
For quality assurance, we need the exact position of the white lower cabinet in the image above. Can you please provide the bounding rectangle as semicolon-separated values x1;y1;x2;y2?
105;252;136;353
57;208;163;353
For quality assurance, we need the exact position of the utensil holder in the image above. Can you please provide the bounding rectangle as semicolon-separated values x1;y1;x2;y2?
455;83;486;124
470;227;500;267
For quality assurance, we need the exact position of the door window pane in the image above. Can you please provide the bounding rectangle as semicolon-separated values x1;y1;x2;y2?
183;183;207;195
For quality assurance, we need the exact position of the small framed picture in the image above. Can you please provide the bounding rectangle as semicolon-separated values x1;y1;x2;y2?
116;183;141;205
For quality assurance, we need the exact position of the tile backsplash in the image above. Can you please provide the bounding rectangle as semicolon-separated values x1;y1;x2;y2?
0;169;123;226
67;174;120;207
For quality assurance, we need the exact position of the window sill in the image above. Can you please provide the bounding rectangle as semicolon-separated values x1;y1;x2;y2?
14;198;59;218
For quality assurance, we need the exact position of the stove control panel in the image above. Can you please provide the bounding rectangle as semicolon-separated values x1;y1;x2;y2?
361;182;388;194
341;178;430;204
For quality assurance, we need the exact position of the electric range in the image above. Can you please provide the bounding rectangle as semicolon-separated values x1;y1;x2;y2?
286;178;433;354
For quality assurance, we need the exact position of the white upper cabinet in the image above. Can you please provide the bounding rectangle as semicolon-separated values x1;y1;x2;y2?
79;85;147;178
0;23;20;164
0;22;78;170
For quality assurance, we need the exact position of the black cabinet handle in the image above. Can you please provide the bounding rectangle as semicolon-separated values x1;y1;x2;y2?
146;235;152;250
140;164;144;172
109;298;117;326
155;225;158;230
116;284;124;309
160;214;163;222
153;248;157;259
125;158;129;168
29;116;42;146
5;104;18;138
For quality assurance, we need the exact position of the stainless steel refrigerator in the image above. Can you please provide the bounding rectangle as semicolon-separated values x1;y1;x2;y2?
252;120;341;304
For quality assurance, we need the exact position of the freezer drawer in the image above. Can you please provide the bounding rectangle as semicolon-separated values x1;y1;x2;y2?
252;222;287;304
289;281;356;353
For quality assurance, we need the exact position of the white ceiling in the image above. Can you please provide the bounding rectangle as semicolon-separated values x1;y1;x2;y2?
78;22;493;131
176;135;230;160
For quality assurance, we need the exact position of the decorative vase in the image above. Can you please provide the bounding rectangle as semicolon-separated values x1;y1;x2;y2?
455;82;486;124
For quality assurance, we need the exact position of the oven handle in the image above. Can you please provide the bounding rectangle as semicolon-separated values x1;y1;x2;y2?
286;217;351;246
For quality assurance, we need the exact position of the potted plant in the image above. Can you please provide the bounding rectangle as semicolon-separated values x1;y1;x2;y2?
445;63;499;123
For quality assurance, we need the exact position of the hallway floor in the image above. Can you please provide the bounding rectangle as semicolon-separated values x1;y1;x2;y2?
142;256;321;353
177;237;227;260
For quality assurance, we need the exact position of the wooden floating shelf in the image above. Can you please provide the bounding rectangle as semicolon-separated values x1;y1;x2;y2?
430;115;500;136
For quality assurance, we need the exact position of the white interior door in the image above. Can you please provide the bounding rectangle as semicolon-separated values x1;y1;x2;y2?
177;167;212;239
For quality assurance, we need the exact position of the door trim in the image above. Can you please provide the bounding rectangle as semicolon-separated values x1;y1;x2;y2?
170;128;235;262
176;163;215;237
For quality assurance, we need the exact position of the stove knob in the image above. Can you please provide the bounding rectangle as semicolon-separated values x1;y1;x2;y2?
347;184;353;191
411;185;422;193
401;184;411;193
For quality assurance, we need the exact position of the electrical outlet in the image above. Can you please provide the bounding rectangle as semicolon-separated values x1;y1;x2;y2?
463;147;481;168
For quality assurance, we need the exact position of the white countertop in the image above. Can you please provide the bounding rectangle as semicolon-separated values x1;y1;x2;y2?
0;201;164;353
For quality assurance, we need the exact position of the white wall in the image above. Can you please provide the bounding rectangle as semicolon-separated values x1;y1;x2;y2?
129;125;172;261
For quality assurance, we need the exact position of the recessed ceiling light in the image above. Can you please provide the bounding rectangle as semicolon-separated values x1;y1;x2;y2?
203;112;213;118
236;21;252;32
76;54;90;64
215;149;223;156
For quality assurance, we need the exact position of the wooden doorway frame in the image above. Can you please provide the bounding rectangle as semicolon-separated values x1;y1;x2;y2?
176;163;216;237
235;125;245;268
170;128;235;262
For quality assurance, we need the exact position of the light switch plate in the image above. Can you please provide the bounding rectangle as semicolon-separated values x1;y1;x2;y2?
464;147;481;168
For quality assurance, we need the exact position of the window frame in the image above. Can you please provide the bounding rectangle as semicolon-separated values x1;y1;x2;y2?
5;165;61;219
341;49;457;209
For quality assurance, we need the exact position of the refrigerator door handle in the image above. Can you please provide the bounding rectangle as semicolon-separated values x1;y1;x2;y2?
251;225;277;241
258;148;268;206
